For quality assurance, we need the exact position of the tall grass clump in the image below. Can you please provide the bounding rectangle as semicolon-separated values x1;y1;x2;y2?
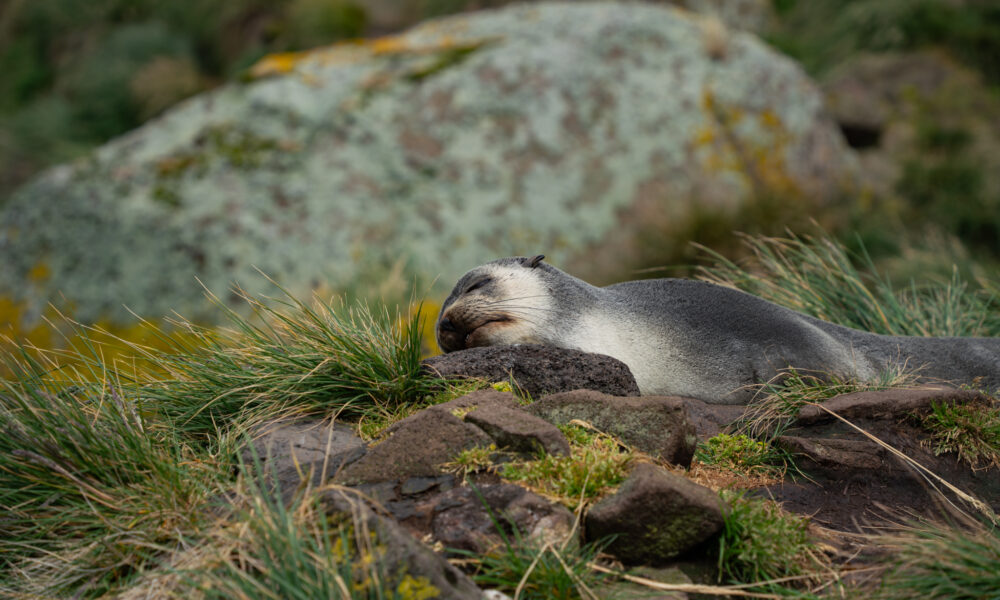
126;285;443;438
877;519;1000;600
697;231;1000;337
0;348;225;596
184;481;431;600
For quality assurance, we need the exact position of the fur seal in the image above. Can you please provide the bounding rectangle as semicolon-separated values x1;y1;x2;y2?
436;255;1000;404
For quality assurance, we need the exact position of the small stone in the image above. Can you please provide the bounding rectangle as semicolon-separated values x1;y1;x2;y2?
464;404;571;457
585;463;726;565
422;345;640;398
529;390;697;466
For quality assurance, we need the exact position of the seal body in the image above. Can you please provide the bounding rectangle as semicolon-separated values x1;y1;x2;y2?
436;256;1000;404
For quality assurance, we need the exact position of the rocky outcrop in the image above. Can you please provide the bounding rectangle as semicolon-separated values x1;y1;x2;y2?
423;345;641;398
238;373;998;594
0;2;856;328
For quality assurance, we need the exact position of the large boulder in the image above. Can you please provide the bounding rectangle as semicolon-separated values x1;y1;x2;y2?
0;2;856;327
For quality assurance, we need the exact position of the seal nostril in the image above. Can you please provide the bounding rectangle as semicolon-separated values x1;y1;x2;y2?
439;317;456;333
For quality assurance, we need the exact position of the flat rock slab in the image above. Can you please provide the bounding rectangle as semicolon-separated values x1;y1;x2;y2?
793;385;990;425
428;483;575;555
465;404;571;457
422;345;640;398
335;409;492;485
529;390;697;467
240;418;366;499
585;463;726;565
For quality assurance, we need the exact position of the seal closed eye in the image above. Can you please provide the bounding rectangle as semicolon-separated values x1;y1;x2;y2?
436;256;1000;404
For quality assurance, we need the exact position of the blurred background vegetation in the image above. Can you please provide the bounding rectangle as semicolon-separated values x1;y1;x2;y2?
0;0;998;315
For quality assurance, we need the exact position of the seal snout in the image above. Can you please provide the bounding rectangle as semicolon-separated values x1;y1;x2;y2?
437;311;514;353
437;316;464;353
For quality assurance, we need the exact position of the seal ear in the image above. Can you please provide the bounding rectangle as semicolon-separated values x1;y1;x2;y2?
525;254;545;268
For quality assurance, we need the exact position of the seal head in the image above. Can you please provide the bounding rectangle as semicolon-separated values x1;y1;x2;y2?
436;255;551;352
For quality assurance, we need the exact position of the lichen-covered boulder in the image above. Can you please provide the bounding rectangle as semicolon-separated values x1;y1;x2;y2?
0;2;856;327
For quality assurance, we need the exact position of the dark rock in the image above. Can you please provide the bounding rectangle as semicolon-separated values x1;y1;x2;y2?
529;390;697;467
759;387;1000;531
585;463;726;565
319;488;482;600
336;409;492;485
422;345;640;398
240;417;366;501
429;483;575;555
465;404;571;457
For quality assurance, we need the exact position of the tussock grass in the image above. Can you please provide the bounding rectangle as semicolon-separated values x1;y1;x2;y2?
118;284;443;438
0;284;453;597
877;518;1000;600
697;231;1000;337
182;480;431;600
920;400;1000;470
0;349;225;596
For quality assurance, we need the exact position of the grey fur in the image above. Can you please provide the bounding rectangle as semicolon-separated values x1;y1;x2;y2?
438;257;1000;404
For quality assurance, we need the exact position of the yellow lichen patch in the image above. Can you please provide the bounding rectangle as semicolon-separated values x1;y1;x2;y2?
760;109;781;129
395;575;439;600
249;51;312;78
28;261;51;283
692;125;716;147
